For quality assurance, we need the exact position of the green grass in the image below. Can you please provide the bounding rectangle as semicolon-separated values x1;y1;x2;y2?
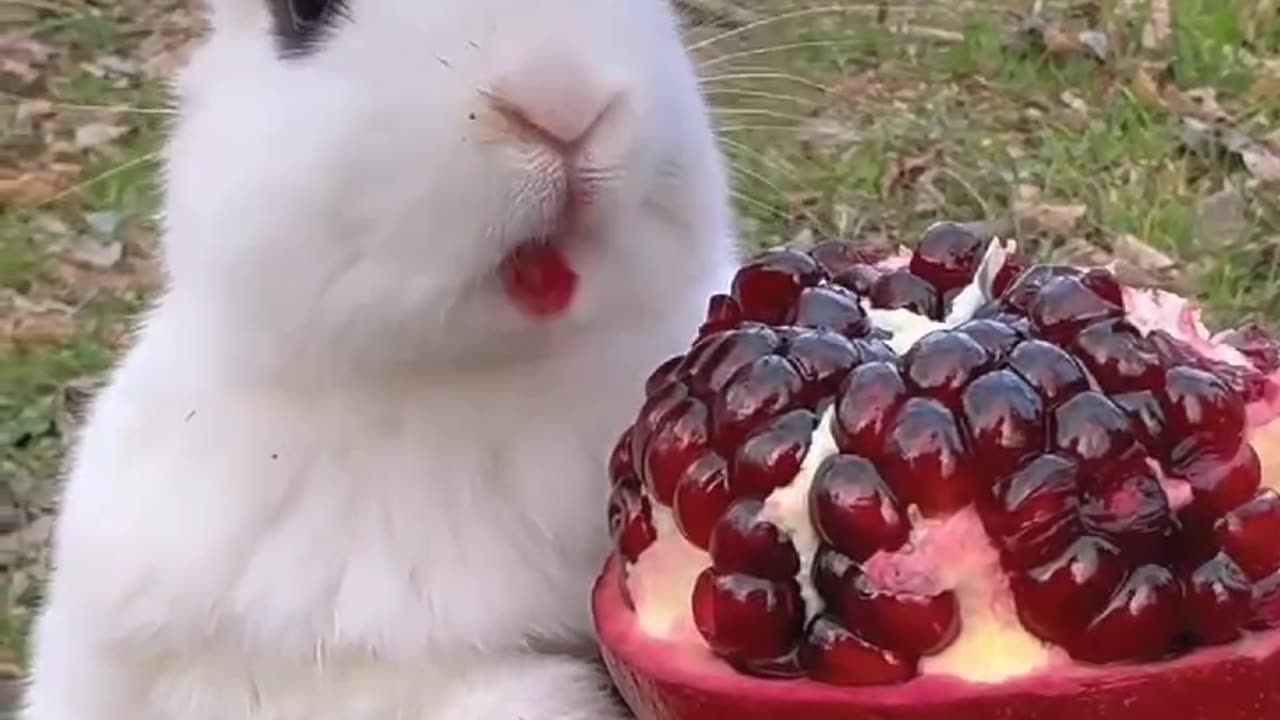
1;0;1279;670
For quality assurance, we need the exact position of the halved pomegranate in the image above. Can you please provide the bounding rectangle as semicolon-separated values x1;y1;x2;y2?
595;223;1280;719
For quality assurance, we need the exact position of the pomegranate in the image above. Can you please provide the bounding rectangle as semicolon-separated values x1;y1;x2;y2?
595;223;1280;719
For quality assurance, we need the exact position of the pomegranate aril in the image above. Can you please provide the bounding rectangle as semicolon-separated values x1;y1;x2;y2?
1182;552;1252;645
803;615;917;686
609;426;635;484
1071;319;1164;393
1028;274;1125;341
880;397;976;517
607;482;656;562
1051;391;1139;472
952;318;1023;360
641;396;711;505
788;285;871;338
960;369;1046;481
645;355;684;397
808;240;881;277
1216;489;1280;581
1007;340;1091;408
998;265;1083;314
1112;391;1170;458
810;454;909;561
784;330;862;406
1011;534;1128;645
673;453;733;549
985;454;1083;569
700;293;743;336
1069;564;1182;664
991;258;1025;299
832;264;882;297
842;570;960;657
711;355;804;450
1251;571;1280;630
731;249;825;325
1176;443;1262;536
1161;365;1246;460
1082;469;1174;563
910;221;983;293
813;545;856;604
681;325;782;396
733;409;817;498
870;269;942;320
710;499;801;581
834;361;907;460
902;330;992;405
692;570;805;666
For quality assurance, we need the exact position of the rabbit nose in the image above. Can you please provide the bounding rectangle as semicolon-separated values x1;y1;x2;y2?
487;49;618;151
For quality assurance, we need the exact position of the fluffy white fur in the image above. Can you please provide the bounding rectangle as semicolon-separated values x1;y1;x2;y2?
22;0;738;717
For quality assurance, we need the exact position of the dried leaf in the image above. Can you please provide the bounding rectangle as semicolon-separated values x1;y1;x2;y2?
1131;65;1166;107
1139;0;1172;50
74;122;131;151
0;293;78;350
1013;185;1088;236
1196;187;1248;247
1111;233;1177;273
1241;143;1280;183
64;239;125;270
0;164;81;205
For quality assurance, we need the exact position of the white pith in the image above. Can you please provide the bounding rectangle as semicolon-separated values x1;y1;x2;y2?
622;238;1280;685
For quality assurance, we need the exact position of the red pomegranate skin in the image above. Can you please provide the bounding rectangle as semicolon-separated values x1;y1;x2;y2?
594;557;1280;720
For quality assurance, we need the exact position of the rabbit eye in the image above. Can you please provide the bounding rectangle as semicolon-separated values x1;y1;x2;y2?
268;0;348;56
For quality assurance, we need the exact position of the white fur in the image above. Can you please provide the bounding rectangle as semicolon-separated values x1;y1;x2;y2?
23;0;739;717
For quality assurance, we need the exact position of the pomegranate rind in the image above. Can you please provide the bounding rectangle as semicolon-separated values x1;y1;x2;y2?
594;555;1280;720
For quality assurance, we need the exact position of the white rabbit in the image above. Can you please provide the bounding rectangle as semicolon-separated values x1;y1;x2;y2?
22;0;738;717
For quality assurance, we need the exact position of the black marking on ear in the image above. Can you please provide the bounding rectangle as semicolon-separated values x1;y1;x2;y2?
267;0;351;57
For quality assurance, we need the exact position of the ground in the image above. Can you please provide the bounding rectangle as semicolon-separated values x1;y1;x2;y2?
0;0;1277;706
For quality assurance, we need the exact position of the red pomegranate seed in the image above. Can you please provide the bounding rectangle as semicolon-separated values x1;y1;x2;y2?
691;569;805;666
673;452;734;549
1111;391;1170;458
960;369;1047;481
869;268;942;320
991;258;1026;299
685;326;784;397
842;569;961;657
1007;340;1092;408
1081;468;1174;564
710;499;801;581
1051;391;1140;472
641;396;711;506
1251;571;1280;630
834;361;908;460
813;545;857;604
1068;564;1182;664
832;264;882;297
1028;275;1125;341
909;221;983;293
732;409;817;498
1071;319;1165;393
808;240;879;277
803;615;918;686
1216;489;1280;581
998;265;1083;315
731;249;825;325
879;397;976;517
809;454;909;561
1011;534;1128;645
788;285;871;338
984;454;1083;570
1181;552;1253;645
952;318;1024;360
901;330;993;405
1176;442;1262;530
700;293;743;336
609;426;635;484
711;355;804;451
784;330;862;406
1161;365;1246;460
645;355;685;397
607;481;657;562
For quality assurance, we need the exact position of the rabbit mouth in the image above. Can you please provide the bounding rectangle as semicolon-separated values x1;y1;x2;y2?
499;236;579;318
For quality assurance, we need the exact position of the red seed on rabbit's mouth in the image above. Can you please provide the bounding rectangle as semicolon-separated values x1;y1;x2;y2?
501;238;578;317
595;224;1280;720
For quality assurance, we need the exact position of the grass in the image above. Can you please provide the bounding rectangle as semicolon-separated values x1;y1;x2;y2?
0;0;1278;672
